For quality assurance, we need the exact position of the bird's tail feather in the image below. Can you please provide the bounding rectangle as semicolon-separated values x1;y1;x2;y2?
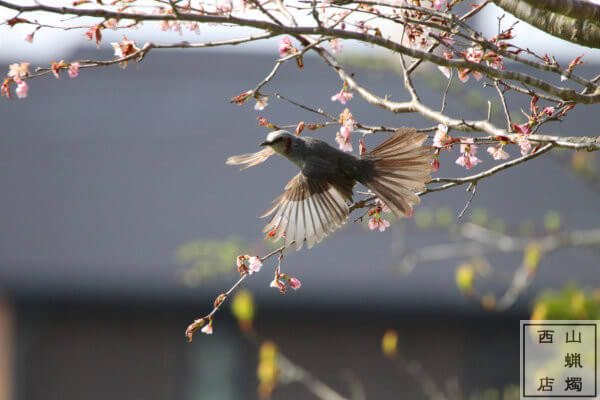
361;128;433;217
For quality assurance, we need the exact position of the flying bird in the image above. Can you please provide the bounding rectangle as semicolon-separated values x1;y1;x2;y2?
227;128;433;250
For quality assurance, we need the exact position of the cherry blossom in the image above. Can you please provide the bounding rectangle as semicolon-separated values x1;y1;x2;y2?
456;139;481;169
278;37;294;58
68;63;80;79
512;122;532;135
270;276;286;293
455;153;481;169
254;97;268;111
432;0;444;10
336;131;353;152
248;256;263;273
237;254;263;275
336;109;355;152
487;145;510;160
15;80;28;99
111;37;140;67
51;61;65;79
331;89;353;104
289;277;301;290
8;62;30;80
543;106;555;116
369;215;391;232
516;134;531;156
486;54;504;70
433;124;449;148
459;47;483;82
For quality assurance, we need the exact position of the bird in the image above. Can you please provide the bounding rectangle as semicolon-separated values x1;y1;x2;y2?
226;128;433;250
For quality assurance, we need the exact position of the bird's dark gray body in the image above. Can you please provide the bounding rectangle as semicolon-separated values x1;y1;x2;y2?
284;136;375;187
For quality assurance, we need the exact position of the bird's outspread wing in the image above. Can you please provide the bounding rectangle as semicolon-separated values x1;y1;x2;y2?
261;173;353;250
226;147;275;170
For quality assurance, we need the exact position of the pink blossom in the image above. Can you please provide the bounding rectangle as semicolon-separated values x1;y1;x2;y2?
456;140;481;169
458;48;483;82
112;42;125;58
455;153;481;169
270;277;286;293
68;63;80;78
111;37;139;60
513;122;532;135
516;135;531;156
487;55;503;70
339;124;352;139
432;0;444;10
459;138;476;154
465;47;483;63
431;157;440;171
104;18;118;30
248;256;263;273
329;39;343;54
336;115;354;152
336;133;353;152
339;108;355;129
278;37;294;58
25;32;35;43
487;146;510;160
15;80;28;99
543;106;555;116
433;124;448;148
289;277;301;290
331;89;353;104
201;323;213;335
369;216;391;232
8;62;30;79
254;97;268;110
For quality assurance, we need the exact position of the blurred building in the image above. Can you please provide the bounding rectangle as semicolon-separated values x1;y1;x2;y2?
0;49;599;400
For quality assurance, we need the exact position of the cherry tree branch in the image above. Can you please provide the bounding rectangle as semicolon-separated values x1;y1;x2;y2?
2;1;600;102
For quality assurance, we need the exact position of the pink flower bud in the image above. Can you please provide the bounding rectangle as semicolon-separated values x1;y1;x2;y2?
15;80;28;99
289;277;301;290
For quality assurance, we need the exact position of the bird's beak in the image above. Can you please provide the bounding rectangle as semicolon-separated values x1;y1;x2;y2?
259;141;268;147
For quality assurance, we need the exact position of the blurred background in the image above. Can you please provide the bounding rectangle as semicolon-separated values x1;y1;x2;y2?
1;5;600;400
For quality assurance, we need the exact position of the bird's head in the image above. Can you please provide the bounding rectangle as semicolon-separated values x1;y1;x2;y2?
259;130;294;155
